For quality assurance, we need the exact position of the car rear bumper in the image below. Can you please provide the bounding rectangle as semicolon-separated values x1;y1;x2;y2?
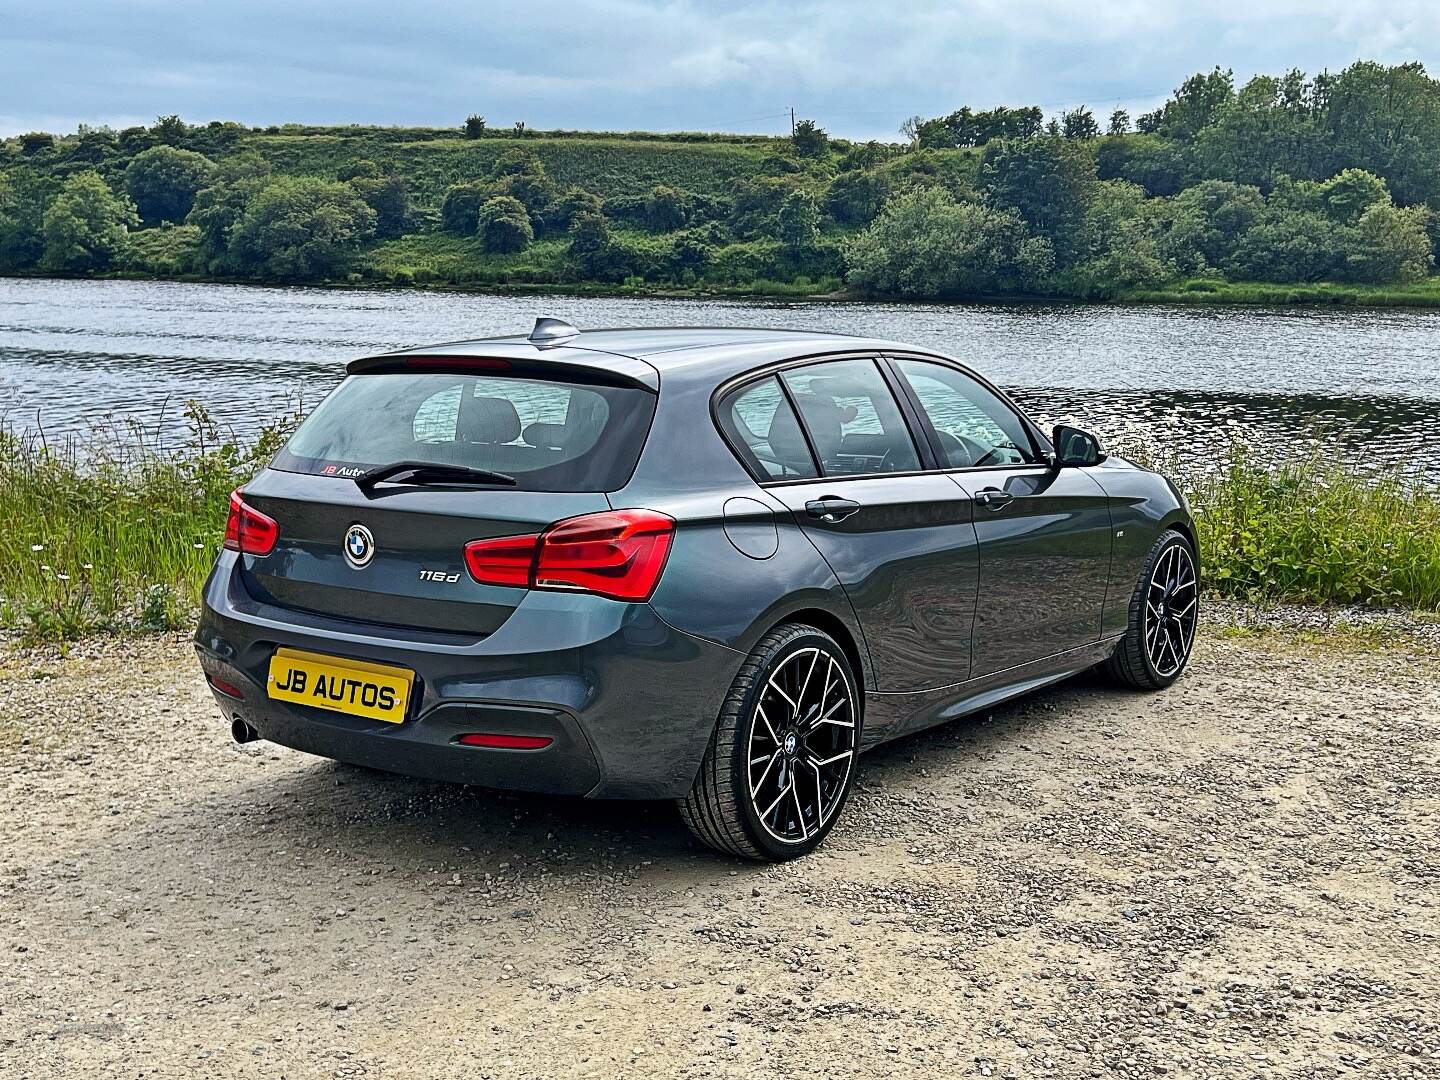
195;552;744;798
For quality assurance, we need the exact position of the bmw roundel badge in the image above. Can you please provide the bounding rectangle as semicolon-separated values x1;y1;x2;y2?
344;523;375;569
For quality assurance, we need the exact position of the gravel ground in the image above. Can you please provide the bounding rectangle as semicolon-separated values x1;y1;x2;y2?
1;625;1438;1079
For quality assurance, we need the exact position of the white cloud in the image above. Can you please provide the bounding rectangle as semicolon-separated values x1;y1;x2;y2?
1;1;1436;138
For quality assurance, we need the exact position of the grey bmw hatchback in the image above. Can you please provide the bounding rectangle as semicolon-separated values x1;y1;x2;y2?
195;319;1198;861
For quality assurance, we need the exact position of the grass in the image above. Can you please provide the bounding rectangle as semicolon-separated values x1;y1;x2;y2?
1188;452;1440;609
0;405;294;640
1;417;1436;642
1124;275;1440;307
250;133;775;203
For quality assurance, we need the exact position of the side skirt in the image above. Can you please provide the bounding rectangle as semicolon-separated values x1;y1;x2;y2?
860;635;1123;749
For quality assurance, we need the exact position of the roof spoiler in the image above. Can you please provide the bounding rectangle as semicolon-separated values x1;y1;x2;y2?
345;347;658;392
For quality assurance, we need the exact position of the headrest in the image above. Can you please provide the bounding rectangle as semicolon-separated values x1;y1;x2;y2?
791;392;851;456
460;396;521;444
523;422;570;450
766;401;813;471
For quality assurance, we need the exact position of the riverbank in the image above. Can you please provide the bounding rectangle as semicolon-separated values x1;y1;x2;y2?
2;626;1436;1076
10;266;1440;308
1124;276;1440;308
3;419;1438;640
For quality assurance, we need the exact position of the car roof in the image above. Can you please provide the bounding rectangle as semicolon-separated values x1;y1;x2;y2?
354;326;931;389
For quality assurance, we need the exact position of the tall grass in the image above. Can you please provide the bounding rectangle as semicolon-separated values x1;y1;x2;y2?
1;412;1436;642
1190;454;1440;609
0;405;294;639
1125;275;1440;308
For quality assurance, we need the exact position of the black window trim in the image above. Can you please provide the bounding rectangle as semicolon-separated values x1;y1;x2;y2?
710;348;1048;487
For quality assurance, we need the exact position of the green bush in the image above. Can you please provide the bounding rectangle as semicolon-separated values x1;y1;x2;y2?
440;181;488;235
478;195;533;253
847;187;1054;298
0;170;53;269
121;223;204;275
1337;203;1433;283
229;175;376;279
542;185;603;231
566;211;630;281
776;190;821;252
40;171;139;272
124;145;216;225
349;172;410;239
643;184;692;231
825;168;891;226
1226;208;1342;281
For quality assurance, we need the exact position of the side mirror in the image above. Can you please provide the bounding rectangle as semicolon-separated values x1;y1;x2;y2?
1051;424;1105;468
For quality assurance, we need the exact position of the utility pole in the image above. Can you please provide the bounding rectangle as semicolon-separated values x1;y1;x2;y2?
790;107;795;136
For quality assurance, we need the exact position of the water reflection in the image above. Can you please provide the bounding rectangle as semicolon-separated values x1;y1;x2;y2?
1;278;1437;480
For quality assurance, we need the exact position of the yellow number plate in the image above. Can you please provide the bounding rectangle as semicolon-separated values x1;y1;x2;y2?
267;647;414;724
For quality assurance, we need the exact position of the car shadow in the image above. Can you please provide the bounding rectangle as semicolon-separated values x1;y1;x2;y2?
31;667;1136;912
195;666;1125;870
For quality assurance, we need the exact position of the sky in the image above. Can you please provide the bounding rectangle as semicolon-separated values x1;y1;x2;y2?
3;1;1438;140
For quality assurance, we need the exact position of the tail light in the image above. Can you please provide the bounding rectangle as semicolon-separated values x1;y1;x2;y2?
463;509;674;601
223;490;279;556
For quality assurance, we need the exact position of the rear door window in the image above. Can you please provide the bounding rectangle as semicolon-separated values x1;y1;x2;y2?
272;372;655;492
780;358;920;476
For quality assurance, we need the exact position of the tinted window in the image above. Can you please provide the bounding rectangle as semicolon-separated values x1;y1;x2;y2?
720;376;819;480
272;372;655;492
781;358;920;476
895;359;1041;468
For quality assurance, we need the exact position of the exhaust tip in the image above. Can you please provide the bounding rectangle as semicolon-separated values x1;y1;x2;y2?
230;717;260;744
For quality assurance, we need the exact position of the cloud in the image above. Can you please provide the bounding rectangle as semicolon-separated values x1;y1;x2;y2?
1;1;1437;139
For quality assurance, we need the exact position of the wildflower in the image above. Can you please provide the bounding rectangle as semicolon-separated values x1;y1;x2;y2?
56;573;70;582
82;563;93;570
31;544;44;552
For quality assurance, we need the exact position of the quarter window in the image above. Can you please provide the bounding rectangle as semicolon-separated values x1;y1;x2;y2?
780;358;920;476
719;376;819;480
894;359;1041;468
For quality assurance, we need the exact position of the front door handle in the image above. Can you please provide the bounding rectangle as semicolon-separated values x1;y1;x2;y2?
974;487;1014;511
805;497;861;523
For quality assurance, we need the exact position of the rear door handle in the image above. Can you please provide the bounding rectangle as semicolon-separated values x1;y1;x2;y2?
805;497;861;523
974;487;1014;511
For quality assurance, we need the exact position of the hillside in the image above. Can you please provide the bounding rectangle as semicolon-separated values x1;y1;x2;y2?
2;60;1438;303
246;132;778;204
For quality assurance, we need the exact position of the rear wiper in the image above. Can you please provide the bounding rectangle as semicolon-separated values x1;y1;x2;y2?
355;460;517;494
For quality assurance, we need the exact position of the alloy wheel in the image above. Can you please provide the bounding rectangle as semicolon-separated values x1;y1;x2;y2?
747;647;856;845
1145;543;1198;677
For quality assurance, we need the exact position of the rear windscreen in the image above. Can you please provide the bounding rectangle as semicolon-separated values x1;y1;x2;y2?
271;372;656;492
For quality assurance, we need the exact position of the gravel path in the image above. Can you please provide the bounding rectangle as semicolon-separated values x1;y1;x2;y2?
1;630;1437;1079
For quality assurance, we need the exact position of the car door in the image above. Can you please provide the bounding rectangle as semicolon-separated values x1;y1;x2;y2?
729;356;980;696
887;356;1113;678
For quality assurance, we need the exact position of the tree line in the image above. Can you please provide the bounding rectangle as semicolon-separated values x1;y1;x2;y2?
1;60;1437;300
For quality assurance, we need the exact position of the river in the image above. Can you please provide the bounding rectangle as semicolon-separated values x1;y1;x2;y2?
2;277;1436;479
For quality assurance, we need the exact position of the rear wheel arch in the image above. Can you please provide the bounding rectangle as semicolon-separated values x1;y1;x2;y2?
767;607;868;700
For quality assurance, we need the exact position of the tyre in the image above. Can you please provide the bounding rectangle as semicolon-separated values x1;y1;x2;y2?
679;624;860;861
1104;529;1199;690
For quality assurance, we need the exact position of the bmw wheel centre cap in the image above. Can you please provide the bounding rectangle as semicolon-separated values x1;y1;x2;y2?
344;524;375;569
